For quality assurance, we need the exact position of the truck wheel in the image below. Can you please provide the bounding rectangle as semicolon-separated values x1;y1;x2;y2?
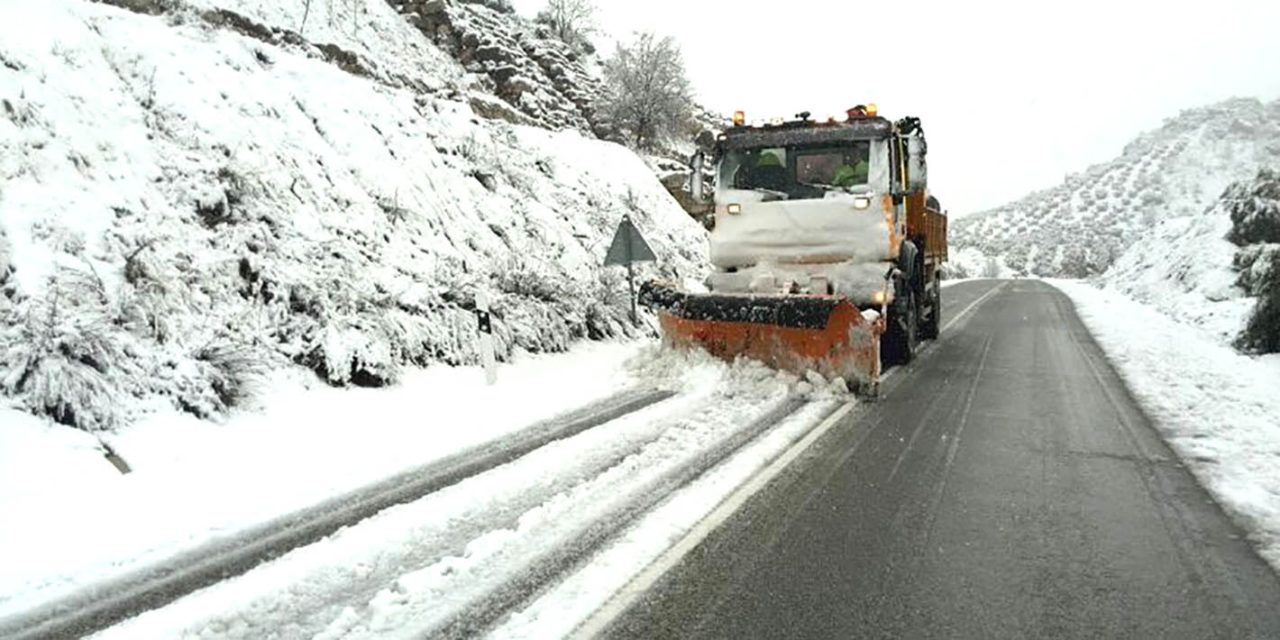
882;291;919;367
921;279;941;340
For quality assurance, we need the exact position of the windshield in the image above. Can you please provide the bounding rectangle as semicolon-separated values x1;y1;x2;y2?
719;141;872;200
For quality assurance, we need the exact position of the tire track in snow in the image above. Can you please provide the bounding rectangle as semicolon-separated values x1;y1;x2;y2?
0;387;673;640
348;396;812;639
96;386;728;639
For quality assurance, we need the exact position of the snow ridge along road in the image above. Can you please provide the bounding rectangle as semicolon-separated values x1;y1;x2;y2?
0;388;674;640
90;357;839;639
424;398;814;639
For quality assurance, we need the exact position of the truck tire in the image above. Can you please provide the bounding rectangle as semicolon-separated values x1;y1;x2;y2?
882;290;920;367
920;277;941;340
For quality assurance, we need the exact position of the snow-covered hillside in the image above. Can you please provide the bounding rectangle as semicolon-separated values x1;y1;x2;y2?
1100;169;1280;346
950;97;1280;350
952;98;1280;279
0;0;707;431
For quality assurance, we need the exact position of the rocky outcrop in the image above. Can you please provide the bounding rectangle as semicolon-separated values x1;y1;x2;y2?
390;0;603;133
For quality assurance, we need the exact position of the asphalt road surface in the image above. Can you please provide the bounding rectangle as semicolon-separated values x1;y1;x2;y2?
604;279;1280;639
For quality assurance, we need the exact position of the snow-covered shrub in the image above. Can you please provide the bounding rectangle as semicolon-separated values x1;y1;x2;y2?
157;340;268;419
1226;169;1280;246
282;258;405;388
301;319;399;387
0;225;12;296
493;256;569;303
1235;245;1280;353
0;269;130;431
461;0;516;14
113;241;193;344
1228;169;1280;353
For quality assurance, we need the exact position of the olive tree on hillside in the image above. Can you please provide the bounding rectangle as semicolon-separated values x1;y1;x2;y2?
597;32;693;152
535;0;596;53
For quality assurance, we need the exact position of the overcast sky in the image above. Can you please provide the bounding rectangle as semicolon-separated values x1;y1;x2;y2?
509;0;1280;214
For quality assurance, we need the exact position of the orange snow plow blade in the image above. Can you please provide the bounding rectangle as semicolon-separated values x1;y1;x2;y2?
639;282;883;392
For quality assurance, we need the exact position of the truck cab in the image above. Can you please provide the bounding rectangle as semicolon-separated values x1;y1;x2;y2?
690;106;948;364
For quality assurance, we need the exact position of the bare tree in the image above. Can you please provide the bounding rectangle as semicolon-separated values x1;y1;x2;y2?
597;32;693;152
535;0;596;52
300;0;312;35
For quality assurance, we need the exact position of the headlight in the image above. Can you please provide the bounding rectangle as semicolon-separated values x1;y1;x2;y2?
853;196;872;210
727;203;742;215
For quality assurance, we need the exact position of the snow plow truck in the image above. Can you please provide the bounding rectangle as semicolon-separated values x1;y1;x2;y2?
640;105;947;395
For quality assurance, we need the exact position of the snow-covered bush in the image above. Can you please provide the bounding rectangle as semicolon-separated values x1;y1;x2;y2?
0;225;12;296
1227;169;1280;246
1227;169;1280;353
460;0;516;13
0;269;130;431
1235;245;1280;353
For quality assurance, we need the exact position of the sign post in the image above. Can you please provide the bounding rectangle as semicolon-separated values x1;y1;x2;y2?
475;290;497;385
603;215;657;326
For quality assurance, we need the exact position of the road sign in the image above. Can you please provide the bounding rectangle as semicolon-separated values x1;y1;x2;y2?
603;216;656;325
604;215;656;266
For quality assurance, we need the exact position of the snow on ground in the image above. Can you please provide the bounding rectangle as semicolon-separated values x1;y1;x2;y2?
0;0;706;433
493;399;838;639
88;350;849;639
1099;194;1256;345
1;0;715;616
1050;280;1280;569
0;339;652;617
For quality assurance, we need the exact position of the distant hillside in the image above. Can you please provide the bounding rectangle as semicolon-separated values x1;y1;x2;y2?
952;98;1280;278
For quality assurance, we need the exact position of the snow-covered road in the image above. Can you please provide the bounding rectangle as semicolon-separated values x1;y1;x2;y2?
0;345;850;640
602;280;1280;639
89;380;840;639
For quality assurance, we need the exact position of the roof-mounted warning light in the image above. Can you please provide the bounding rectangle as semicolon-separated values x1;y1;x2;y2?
732;111;746;127
846;103;879;120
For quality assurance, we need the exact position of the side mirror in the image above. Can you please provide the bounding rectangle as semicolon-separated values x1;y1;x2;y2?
906;135;927;191
690;151;706;203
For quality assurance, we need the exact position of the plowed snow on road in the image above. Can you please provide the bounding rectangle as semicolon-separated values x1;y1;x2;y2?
93;348;848;639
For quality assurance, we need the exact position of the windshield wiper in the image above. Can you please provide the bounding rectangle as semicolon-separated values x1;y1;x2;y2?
745;187;789;201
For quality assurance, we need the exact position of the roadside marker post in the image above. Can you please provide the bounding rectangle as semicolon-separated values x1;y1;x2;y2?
476;290;497;385
604;215;657;326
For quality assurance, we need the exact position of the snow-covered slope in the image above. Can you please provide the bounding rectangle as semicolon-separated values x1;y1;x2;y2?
952;98;1280;278
1099;169;1280;346
0;0;706;431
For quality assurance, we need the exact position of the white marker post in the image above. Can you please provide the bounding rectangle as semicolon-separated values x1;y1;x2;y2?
475;290;497;385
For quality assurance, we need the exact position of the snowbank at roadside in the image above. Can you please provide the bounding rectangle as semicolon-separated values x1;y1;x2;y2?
0;340;649;615
1050;280;1280;569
